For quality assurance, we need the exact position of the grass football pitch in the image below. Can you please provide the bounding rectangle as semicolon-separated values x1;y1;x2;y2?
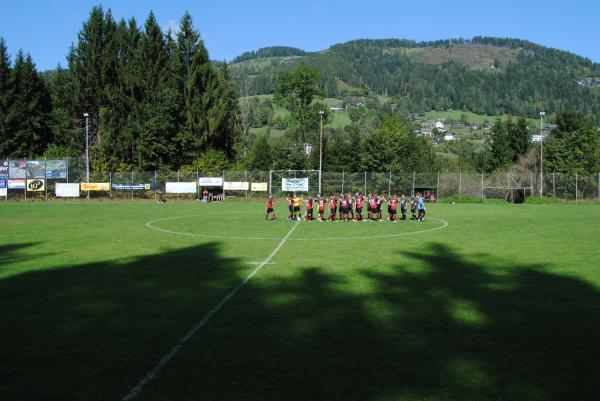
1;200;599;401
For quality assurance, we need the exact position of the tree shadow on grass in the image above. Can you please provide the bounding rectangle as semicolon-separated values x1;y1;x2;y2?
142;243;600;401
0;242;45;267
1;242;599;401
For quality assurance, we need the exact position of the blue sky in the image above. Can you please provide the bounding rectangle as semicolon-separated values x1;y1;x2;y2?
1;0;599;71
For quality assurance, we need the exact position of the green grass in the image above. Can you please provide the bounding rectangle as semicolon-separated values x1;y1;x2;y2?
416;109;538;127
1;201;600;400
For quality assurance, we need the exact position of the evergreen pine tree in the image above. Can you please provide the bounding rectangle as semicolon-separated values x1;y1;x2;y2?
0;38;12;153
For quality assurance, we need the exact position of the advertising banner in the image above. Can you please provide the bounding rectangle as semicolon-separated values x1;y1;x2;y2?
251;182;268;192
282;178;309;192
111;183;150;191
0;188;5;197
9;160;26;179
8;179;25;189
55;183;80;197
0;179;5;189
198;177;223;186
0;160;8;179
26;161;46;178
166;181;197;194
223;181;249;191
26;179;45;192
80;182;110;191
45;160;67;179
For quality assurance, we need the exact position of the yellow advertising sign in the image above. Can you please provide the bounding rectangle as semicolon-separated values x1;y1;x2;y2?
80;182;110;191
26;179;45;192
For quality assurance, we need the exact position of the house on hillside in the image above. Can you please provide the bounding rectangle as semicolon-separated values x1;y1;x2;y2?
420;128;433;137
542;123;558;135
483;123;492;130
444;133;456;141
329;103;344;111
451;120;463;128
464;121;479;129
435;121;445;129
420;120;433;128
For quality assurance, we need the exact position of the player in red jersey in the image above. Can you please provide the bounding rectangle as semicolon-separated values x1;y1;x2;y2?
368;196;377;221
317;194;326;221
340;196;350;221
328;195;337;222
305;195;314;221
286;195;294;220
355;193;364;221
265;193;277;221
389;195;398;222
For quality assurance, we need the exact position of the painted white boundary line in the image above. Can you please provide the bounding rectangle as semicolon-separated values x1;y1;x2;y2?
146;215;448;241
121;221;300;401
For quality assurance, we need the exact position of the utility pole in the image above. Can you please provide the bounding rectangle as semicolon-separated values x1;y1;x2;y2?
84;113;90;200
540;111;545;197
319;110;324;195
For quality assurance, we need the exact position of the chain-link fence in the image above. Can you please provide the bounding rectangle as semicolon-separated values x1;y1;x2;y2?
1;157;599;202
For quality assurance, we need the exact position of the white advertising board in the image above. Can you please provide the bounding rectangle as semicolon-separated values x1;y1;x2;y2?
55;183;80;197
166;181;197;194
223;181;249;191
251;182;268;192
282;178;309;192
198;177;223;186
0;188;6;197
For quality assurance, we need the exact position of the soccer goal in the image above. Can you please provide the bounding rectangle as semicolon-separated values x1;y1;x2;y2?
482;171;533;203
269;170;321;195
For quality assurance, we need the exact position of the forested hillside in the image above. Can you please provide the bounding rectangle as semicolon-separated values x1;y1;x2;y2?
230;37;600;120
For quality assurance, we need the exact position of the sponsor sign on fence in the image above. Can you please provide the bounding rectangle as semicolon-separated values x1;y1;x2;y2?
26;179;45;192
9;160;26;179
26;161;46;178
0;161;8;179
45;160;67;179
0;188;5;197
55;183;80;197
282;178;309;192
80;182;110;191
166;181;197;194
223;181;249;191
199;177;223;186
251;182;268;191
111;183;150;191
8;179;25;189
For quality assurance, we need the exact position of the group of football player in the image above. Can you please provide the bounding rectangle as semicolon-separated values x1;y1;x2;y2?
265;192;427;222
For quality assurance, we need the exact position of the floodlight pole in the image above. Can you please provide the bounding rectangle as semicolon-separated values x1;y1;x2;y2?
539;111;545;197
318;110;324;195
84;113;90;199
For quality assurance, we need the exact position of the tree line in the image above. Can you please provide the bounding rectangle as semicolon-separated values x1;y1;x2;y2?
0;7;238;171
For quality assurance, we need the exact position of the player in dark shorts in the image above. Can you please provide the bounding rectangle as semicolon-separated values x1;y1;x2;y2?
338;193;344;221
389;195;398;222
265;194;277;221
367;195;377;221
410;196;417;220
376;195;384;221
348;194;354;220
305;195;314;221
400;195;407;220
387;196;392;220
354;193;363;222
292;194;301;220
287;195;294;220
317;194;326;221
328;195;337;222
340;196;350;221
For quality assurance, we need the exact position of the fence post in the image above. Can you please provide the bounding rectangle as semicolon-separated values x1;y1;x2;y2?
480;172;484;200
412;171;416;196
131;170;134;200
222;169;225;201
388;171;391;197
24;157;27;201
44;157;48;202
530;171;534;197
109;171;112;199
4;157;7;202
575;172;578;204
364;171;367;195
436;171;440;198
269;170;272;195
244;170;248;199
342;171;345;194
552;172;555;198
598;172;600;201
459;170;462;200
66;156;69;183
154;170;157;202
197;170;200;200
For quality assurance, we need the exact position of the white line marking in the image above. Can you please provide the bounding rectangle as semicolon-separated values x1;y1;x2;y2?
121;221;300;401
146;214;448;241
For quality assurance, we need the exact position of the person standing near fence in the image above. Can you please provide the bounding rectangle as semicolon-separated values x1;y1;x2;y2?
400;195;407;221
292;193;301;220
305;195;314;221
348;194;355;220
328;194;337;222
410;196;417;220
317;194;326;222
389;195;398;222
417;193;426;221
355;193;364;222
265;194;277;221
287;195;294;220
